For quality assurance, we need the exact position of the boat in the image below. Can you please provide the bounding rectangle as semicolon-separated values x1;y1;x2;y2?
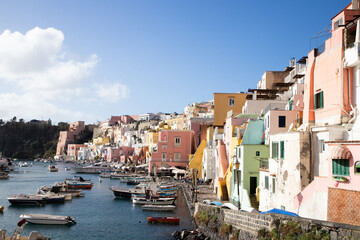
0;219;49;239
147;216;179;224
51;183;84;197
48;165;58;172
132;196;176;205
35;189;65;204
0;205;4;212
126;180;140;185
65;167;71;171
109;186;145;199
64;176;93;189
142;205;176;211
7;194;47;206
99;172;112;178
18;161;28;167
0;171;9;179
72;162;114;174
20;214;76;225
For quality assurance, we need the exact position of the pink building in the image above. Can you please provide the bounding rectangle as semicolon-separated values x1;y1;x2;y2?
56;121;85;156
149;130;195;173
188;118;213;147
67;144;86;160
104;146;134;163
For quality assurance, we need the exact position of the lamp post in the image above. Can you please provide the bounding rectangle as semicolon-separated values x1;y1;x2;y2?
234;158;241;210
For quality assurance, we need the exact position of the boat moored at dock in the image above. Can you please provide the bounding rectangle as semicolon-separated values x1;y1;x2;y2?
142;205;176;211
20;214;76;225
72;162;114;174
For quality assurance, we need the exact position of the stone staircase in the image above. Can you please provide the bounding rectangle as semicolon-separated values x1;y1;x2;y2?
249;194;259;209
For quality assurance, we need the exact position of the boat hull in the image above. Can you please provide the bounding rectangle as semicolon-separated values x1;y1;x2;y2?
142;205;176;211
20;214;76;225
8;198;46;206
147;217;179;224
132;197;175;205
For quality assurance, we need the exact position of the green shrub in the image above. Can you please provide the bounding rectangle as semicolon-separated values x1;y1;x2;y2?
220;223;232;236
194;209;211;225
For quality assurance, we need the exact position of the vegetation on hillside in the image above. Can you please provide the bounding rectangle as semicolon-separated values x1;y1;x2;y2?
0;117;69;159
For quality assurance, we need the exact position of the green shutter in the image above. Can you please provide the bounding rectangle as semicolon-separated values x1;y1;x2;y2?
272;142;278;159
314;93;318;109
280;141;285;159
320;91;323;108
332;159;350;176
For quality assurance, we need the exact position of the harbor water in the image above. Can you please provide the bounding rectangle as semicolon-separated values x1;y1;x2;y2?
0;162;193;240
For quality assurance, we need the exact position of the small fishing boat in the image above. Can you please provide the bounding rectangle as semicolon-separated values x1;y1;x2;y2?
64;176;93;189
142;205;176;211
65;167;71;171
7;194;46;206
72;162;114;174
18;161;28;167
147;216;179;224
48;165;58;172
0;171;9;179
20;214;76;225
35;189;65;204
109;186;145;199
1;219;48;239
132;196;176;205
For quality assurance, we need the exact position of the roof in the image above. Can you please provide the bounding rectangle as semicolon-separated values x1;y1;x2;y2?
234;113;259;119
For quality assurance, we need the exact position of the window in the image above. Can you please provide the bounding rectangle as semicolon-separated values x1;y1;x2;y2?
281;205;285;210
237;148;241;158
162;145;167;149
256;151;260;156
229;98;235;106
278;116;286;128
332;159;349;176
319;140;325;153
355;161;360;174
334;17;343;31
162;153;166;161
280;141;285;159
267;115;269;128
265;176;269;190
315;91;324;110
174;137;181;146
272;142;279;159
272;178;276;193
174;153;181;161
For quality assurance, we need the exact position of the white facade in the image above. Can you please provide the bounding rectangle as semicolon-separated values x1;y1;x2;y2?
259;131;310;212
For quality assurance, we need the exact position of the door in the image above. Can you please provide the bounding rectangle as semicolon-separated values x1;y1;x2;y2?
250;176;257;195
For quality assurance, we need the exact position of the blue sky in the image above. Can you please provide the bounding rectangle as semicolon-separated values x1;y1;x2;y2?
0;0;349;124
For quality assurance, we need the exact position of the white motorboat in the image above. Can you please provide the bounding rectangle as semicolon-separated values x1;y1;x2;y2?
72;162;114;174
20;214;76;225
132;196;176;205
142;204;176;211
18;161;28;167
48;165;58;172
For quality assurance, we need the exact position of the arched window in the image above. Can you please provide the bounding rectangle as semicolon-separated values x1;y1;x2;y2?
355;161;360;175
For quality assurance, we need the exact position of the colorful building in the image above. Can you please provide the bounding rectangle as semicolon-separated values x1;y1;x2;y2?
213;93;248;126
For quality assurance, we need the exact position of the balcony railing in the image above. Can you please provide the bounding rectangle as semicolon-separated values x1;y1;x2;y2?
259;159;269;170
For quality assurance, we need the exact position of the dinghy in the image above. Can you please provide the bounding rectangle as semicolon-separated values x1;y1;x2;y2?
20;214;76;225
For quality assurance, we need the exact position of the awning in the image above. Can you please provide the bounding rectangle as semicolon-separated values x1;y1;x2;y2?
331;145;352;159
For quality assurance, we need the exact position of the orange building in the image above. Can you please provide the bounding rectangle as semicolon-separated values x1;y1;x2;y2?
213;93;248;126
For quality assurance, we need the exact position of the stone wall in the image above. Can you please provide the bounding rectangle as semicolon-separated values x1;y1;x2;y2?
194;203;360;240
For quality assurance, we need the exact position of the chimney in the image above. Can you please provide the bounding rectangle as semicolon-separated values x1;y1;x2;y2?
353;0;359;10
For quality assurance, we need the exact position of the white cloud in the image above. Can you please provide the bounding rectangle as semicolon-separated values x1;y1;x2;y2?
96;82;130;103
0;27;129;122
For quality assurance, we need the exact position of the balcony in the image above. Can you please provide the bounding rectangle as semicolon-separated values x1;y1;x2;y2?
345;43;360;67
259;158;269;170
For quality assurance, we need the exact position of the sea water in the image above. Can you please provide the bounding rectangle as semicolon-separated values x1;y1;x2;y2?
0;162;192;240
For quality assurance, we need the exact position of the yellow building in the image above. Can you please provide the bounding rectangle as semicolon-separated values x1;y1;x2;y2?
93;137;110;145
147;131;159;149
213;93;248;126
165;117;185;130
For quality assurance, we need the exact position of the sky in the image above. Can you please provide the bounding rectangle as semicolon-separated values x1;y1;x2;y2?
0;0;349;124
